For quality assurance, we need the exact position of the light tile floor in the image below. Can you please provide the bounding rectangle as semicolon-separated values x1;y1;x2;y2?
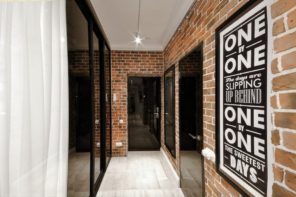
97;151;185;197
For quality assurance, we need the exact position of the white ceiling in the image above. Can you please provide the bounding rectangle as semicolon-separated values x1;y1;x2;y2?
90;0;194;51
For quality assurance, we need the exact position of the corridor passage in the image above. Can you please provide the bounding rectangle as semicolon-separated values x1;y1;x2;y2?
97;152;184;197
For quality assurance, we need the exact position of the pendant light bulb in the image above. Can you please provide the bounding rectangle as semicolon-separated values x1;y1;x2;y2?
135;35;142;44
133;0;143;46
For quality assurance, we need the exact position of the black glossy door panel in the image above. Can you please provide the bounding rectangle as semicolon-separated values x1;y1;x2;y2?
128;77;161;151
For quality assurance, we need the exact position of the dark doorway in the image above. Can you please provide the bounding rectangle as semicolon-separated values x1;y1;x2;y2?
128;77;161;151
76;77;92;152
179;46;204;197
180;75;203;152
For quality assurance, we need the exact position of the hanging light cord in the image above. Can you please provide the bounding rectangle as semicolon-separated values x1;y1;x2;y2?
137;0;141;35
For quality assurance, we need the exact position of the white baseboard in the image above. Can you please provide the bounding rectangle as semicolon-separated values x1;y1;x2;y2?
160;148;180;187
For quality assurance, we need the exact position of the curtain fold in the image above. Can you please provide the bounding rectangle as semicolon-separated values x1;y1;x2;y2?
0;0;69;196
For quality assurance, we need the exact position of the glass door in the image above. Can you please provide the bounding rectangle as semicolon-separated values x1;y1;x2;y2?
128;77;161;150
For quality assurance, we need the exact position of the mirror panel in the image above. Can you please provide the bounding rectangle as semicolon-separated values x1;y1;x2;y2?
66;0;91;196
164;66;176;157
93;32;102;184
104;44;112;165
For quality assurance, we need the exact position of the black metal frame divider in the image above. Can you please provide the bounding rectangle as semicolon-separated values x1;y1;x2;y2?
74;0;112;196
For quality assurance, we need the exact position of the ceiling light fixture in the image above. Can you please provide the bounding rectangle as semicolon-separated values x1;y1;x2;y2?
133;0;143;46
135;34;142;44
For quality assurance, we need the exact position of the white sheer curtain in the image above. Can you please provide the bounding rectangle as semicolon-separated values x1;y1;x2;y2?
0;0;69;196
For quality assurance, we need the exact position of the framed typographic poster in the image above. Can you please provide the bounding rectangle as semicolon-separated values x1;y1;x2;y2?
215;1;268;196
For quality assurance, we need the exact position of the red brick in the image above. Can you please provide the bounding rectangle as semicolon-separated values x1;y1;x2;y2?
274;32;296;52
271;0;296;18
273;73;296;91
282;51;296;71
273;165;284;182
288;9;296;29
273;18;286;36
271;95;278;109
275;148;296;171
279;93;296;109
214;0;228;13
283;131;296;150
273;183;296;197
272;129;281;145
271;58;280;74
285;170;296;192
275;112;296;130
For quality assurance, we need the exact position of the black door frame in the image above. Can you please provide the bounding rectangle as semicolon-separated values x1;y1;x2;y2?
73;1;112;196
127;76;161;151
178;43;205;197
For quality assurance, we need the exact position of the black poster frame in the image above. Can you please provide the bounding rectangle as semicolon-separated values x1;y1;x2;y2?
215;0;268;196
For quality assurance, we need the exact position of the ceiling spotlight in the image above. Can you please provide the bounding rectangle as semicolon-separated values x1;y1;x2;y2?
134;35;142;45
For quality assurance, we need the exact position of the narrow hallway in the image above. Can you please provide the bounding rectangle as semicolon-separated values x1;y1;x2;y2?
2;0;296;197
97;152;184;197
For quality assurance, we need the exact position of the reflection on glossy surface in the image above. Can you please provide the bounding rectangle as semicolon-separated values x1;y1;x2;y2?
68;152;101;197
68;152;90;197
67;0;91;196
180;151;202;197
93;33;101;184
164;67;175;157
179;48;203;197
104;44;112;164
128;77;161;150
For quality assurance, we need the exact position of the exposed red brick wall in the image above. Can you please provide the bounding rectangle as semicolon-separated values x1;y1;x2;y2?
160;0;296;196
271;0;296;196
111;51;164;156
163;0;265;196
179;50;201;76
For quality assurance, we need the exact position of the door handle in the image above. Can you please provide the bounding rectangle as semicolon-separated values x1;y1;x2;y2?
188;133;197;140
188;133;202;141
